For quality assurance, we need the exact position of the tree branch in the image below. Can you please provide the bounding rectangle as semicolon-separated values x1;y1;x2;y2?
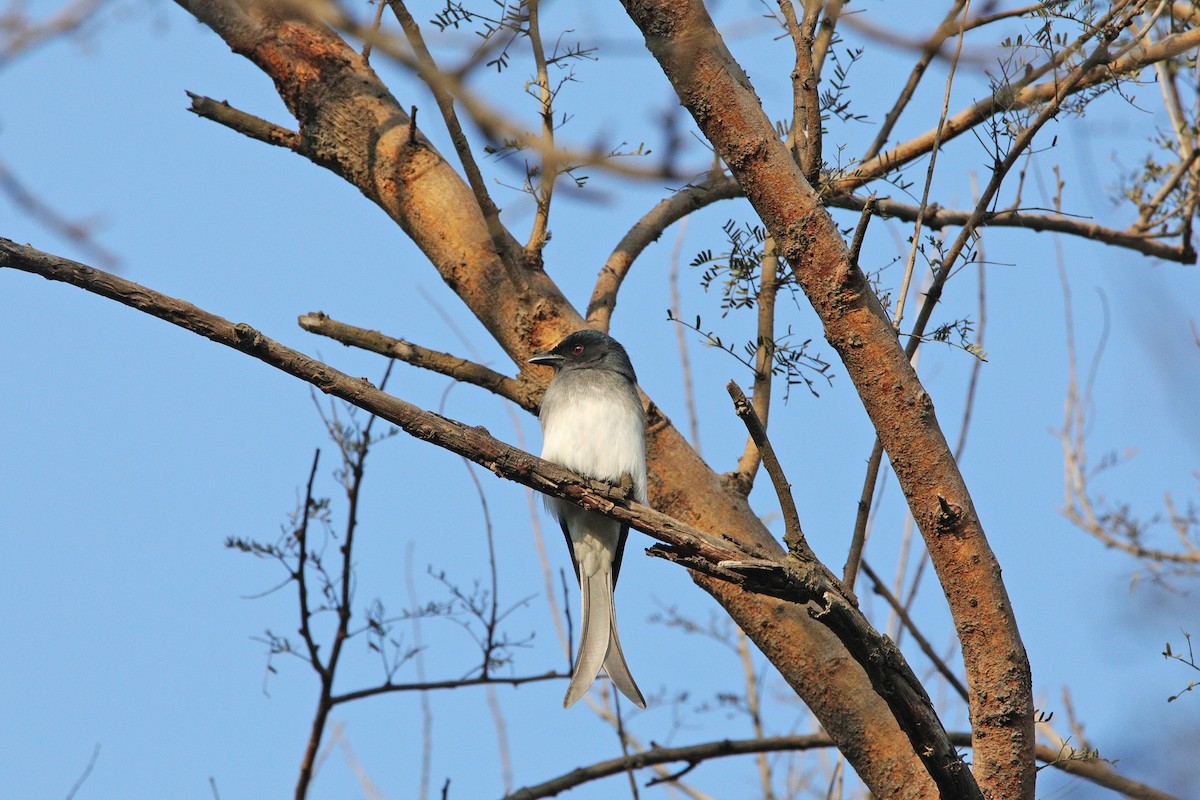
727;381;805;557
587;176;741;331
331;671;568;705
842;23;1200;193
187;92;301;150
4;235;975;800
297;311;538;410
829;194;1195;264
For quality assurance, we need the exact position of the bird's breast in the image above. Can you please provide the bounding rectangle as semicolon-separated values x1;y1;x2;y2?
539;372;647;502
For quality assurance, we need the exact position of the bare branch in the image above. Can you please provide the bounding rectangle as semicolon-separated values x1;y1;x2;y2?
506;734;839;800
829;194;1195;264
727;381;805;554
297;312;538;410
731;237;780;490
524;0;555;257
588;176;741;330
843;21;1200;193
331;671;567;705
843;439;883;591
187;92;302;150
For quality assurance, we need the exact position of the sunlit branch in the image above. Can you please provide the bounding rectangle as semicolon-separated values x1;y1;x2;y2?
297;312;538;411
587;175;741;331
187;92;302;150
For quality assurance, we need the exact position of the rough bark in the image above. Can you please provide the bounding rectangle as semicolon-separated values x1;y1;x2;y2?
618;2;1034;799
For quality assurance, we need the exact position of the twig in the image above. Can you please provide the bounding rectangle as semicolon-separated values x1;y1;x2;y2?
294;449;325;799
331;671;568;705
359;0;386;61
842;438;883;591
731;237;780;491
847;196;877;269
835;192;1193;263
954;178;987;461
727;381;805;555
524;0;555;258
65;743;101;800
667;217;702;451
893;0;970;333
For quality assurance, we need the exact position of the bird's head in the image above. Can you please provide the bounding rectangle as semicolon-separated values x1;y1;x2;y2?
529;329;637;382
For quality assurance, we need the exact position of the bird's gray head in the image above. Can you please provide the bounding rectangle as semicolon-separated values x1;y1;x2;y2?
528;329;637;383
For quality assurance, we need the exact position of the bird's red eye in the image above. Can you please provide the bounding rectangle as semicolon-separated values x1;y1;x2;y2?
572;344;585;356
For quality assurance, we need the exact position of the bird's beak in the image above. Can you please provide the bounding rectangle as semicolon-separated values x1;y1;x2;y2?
528;352;564;367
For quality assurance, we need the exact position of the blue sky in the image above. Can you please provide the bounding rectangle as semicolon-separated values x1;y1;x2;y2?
3;2;1199;798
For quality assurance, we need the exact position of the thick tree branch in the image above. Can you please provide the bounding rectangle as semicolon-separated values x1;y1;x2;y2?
619;2;1030;797
297;311;539;411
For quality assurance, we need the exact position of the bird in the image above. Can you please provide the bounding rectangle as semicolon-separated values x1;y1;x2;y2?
529;329;647;709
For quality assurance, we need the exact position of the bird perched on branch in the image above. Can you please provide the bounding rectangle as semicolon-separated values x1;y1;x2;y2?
529;329;647;709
